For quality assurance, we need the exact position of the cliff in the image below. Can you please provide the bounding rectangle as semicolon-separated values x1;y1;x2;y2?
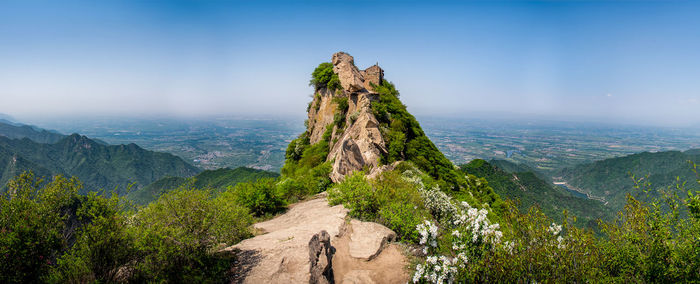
304;52;386;182
298;52;465;190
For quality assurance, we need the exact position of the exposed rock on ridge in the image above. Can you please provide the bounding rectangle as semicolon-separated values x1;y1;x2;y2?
306;52;388;182
226;195;348;283
226;193;409;283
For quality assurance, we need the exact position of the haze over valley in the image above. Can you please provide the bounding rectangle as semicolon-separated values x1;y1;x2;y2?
2;0;699;283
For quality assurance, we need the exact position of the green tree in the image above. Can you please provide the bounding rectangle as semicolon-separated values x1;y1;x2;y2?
0;173;80;283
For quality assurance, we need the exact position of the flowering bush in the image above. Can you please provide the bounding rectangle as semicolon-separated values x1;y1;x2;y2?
403;170;460;225
412;194;505;283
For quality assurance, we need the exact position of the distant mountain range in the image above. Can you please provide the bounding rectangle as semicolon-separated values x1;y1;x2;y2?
128;167;279;205
560;149;700;212
0;121;200;194
0;120;66;144
462;159;613;227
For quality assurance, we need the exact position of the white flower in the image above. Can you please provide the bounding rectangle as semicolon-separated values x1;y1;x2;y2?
412;264;424;283
548;223;562;236
557;236;565;249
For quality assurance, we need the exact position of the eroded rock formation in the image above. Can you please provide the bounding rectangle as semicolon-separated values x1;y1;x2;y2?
306;52;390;182
308;230;334;284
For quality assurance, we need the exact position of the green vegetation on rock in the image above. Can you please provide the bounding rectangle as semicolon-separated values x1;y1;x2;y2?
281;128;334;201
310;62;341;92
370;81;467;192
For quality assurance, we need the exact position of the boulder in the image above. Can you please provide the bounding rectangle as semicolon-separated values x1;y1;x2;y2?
348;220;396;261
227;194;409;284
308;230;334;284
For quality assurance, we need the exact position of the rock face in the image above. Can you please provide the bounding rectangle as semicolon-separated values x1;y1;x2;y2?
306;52;389;182
332;52;365;92
307;88;337;145
226;194;408;284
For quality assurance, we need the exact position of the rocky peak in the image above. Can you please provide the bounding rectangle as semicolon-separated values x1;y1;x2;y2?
331;52;383;93
305;52;389;182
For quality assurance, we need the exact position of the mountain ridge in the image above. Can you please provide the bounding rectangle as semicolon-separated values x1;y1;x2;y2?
0;130;200;194
560;149;700;211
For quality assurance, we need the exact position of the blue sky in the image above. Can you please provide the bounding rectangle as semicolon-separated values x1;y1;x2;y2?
1;0;699;126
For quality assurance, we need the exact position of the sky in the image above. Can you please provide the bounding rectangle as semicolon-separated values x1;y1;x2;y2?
1;0;699;127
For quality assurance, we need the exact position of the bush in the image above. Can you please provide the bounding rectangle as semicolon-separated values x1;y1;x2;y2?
223;178;285;217
329;170;431;242
0;173;81;283
281;127;334;200
0;172;257;283
310;62;341;91
47;192;135;283
378;202;424;242
408;173;700;283
130;186;252;282
328;171;379;220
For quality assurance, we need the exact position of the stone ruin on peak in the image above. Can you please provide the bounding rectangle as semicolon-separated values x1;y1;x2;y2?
306;52;390;182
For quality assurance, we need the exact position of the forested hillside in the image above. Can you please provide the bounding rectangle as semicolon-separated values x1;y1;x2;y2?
560;149;700;211
0;134;199;194
462;159;613;228
129;167;279;205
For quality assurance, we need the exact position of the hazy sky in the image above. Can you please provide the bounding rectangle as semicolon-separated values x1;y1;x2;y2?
1;0;699;126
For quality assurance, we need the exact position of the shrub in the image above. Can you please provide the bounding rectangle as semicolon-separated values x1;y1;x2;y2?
329;169;430;242
310;62;341;91
0;173;80;283
409;173;700;283
285;133;310;162
378;200;425;242
47;192;135;283
131;186;252;282
328;171;379;220
281;126;333;200
224;178;285;217
349;111;360;125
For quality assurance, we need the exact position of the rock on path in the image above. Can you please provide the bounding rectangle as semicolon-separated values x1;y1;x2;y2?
226;193;409;284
